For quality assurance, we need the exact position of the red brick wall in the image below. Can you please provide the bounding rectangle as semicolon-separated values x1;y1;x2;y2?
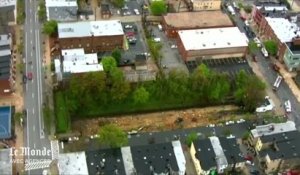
58;35;124;53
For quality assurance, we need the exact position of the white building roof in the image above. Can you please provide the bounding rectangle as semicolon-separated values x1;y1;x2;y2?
0;0;15;7
172;140;186;175
61;48;103;73
264;6;287;11
58;152;89;175
209;137;228;173
121;147;136;175
178;27;248;51
58;20;124;38
0;34;11;46
0;149;12;175
46;0;77;7
251;121;296;138
266;17;300;43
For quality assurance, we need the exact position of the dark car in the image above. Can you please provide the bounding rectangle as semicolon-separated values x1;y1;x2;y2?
252;55;257;62
128;37;137;44
272;63;280;72
23;74;27;83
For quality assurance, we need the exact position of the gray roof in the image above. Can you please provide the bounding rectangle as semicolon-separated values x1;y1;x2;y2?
58;20;124;38
47;6;78;22
259;130;300;160
130;142;180;174
0;34;11;80
218;137;244;164
0;106;12;139
193;139;217;171
86;148;126;175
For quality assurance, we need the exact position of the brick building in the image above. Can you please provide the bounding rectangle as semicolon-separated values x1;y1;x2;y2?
161;11;233;38
177;27;248;62
57;20;124;53
0;34;13;96
192;0;221;11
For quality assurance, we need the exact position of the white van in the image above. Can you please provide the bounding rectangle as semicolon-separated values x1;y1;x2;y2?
261;47;269;57
158;24;162;31
273;75;282;91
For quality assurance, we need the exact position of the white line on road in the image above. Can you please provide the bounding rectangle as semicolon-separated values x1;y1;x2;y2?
33;125;35;131
32;108;35;114
30;29;32;33
32;93;34;98
30;40;32;44
31;52;33;57
34;143;36;148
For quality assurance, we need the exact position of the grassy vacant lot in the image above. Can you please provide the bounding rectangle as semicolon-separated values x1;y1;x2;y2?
54;92;70;133
17;0;25;24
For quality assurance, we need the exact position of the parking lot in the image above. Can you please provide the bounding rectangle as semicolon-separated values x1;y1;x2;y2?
120;22;147;66
186;57;253;77
148;25;189;74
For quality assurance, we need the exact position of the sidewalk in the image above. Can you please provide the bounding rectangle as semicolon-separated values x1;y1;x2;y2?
247;57;284;115
272;58;300;103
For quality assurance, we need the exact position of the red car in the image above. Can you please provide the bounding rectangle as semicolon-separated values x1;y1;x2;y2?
126;32;135;37
27;72;33;80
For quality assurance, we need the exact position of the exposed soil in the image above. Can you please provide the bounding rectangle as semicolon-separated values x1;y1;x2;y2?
72;105;240;136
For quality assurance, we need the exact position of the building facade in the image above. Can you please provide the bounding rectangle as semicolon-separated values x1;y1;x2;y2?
283;41;300;71
192;0;221;11
57;20;125;53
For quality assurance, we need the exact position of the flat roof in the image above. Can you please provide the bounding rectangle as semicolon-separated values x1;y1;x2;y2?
209;137;228;172
61;49;103;73
0;34;11;46
193;139;216;171
0;0;15;7
86;148;126;175
218;137;244;164
163;11;233;29
0;106;11;139
58;20;124;38
251;121;296;138
266;17;300;43
0;148;12;175
58;152;89;175
178;27;248;51
46;0;77;7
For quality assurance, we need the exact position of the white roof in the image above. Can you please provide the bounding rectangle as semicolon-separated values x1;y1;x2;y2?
251;121;296;138
58;20;124;38
46;0;77;7
121;147;136;175
178;27;248;51
264;6;287;11
266;17;300;43
58;152;89;175
0;0;15;7
172;141;186;175
0;149;12;175
209;136;228;173
0;34;11;46
0;49;11;57
62;49;103;73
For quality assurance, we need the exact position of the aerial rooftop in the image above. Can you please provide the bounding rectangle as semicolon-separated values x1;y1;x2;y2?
61;48;103;73
193;139;216;171
178;27;248;51
58;20;124;38
251;121;296;138
86;148;126;175
209;137;228;173
259;130;300;160
218;137;244;165
45;0;78;21
46;0;77;7
0;0;15;7
58;152;89;175
266;17;300;43
163;11;233;29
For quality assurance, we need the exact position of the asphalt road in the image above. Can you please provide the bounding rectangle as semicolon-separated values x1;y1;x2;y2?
230;4;300;130
24;0;51;173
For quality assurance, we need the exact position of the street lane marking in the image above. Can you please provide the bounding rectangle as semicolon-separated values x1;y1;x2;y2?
32;108;35;114
30;29;32;33
33;125;35;131
31;52;33;57
33;143;36;148
32;93;34;98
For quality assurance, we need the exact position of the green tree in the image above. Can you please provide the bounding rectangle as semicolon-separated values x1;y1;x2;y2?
109;68;130;101
207;73;230;103
111;48;122;65
243;5;252;13
112;0;125;8
167;70;190;101
186;132;198;147
42;20;58;36
38;0;47;21
264;40;278;56
150;1;167;16
98;124;128;148
248;40;258;55
242;131;251;140
102;56;117;72
133;86;150;104
234;70;266;112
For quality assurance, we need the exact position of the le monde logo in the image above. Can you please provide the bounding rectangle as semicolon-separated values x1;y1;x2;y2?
10;147;51;157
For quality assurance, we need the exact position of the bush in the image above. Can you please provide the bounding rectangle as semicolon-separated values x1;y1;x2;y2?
54;92;70;133
150;1;167;16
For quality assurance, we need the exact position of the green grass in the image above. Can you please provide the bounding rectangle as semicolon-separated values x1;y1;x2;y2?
54;92;70;133
43;106;53;134
17;0;25;24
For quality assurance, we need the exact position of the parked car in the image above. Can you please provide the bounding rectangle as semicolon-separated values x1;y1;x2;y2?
284;100;292;113
256;96;274;112
171;44;177;48
273;75;283;91
272;63;280;72
134;9;140;15
153;37;161;42
27;72;33;80
253;37;262;47
252;55;257;62
261;47;269;57
23;74;27;83
128;37;137;44
124;24;133;29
